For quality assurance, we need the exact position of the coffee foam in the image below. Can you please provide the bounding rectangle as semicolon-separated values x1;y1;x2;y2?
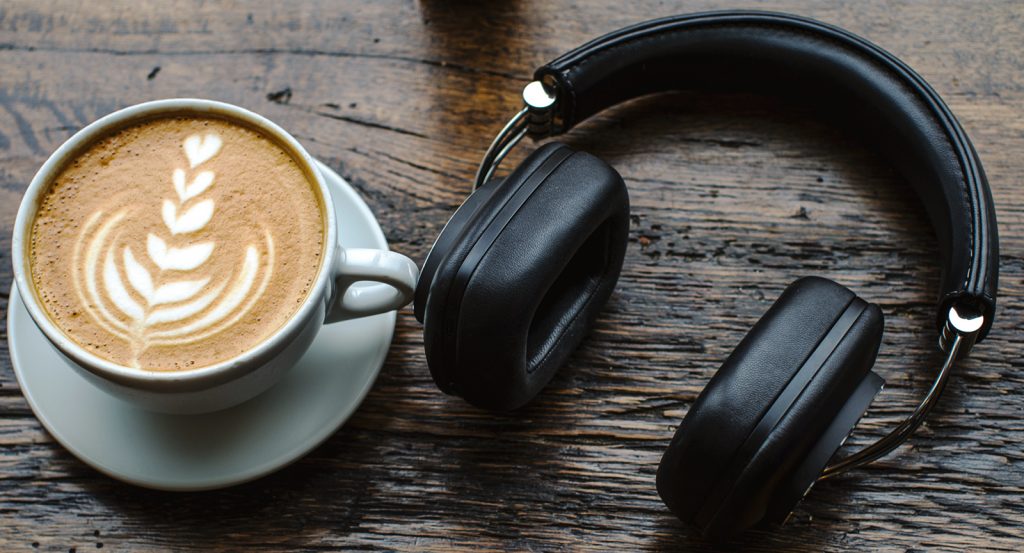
29;115;325;371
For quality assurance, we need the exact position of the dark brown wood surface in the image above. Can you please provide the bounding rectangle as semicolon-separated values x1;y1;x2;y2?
2;1;1022;551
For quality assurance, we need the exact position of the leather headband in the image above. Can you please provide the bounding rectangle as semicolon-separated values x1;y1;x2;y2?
533;11;998;340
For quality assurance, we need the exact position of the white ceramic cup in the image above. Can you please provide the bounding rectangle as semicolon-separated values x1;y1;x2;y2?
11;99;419;414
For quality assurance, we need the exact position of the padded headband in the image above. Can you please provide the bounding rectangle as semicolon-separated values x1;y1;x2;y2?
532;11;998;340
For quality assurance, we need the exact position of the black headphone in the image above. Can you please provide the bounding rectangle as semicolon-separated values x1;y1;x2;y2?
413;11;999;537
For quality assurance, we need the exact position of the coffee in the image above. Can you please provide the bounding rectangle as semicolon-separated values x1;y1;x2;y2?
28;115;325;371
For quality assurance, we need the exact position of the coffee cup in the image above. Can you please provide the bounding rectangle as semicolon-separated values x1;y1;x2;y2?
11;98;418;414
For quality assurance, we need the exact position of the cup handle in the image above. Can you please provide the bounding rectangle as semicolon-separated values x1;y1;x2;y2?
325;248;419;323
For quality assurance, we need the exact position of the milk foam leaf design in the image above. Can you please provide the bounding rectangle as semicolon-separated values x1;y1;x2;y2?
151;278;211;305
74;211;131;341
147;234;214;270
173;169;215;202
123;246;154;300
70;130;276;367
104;246;144;321
149;235;275;345
184;133;222;168
145;283;226;326
162;198;214;234
150;245;262;339
123;246;211;305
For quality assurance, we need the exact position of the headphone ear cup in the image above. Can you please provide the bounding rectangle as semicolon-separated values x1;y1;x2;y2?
656;277;884;538
422;142;630;410
420;143;580;397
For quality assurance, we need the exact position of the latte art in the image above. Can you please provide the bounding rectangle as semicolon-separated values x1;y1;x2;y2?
71;133;275;366
30;116;325;370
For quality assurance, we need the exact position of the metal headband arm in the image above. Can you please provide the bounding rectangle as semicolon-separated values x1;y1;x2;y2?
473;82;557;190
819;305;983;479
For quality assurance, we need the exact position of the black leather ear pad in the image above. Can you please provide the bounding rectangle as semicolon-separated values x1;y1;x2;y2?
421;143;629;410
656;277;884;538
414;177;503;323
420;143;578;396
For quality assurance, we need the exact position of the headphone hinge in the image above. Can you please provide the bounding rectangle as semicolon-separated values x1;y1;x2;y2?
939;303;984;357
522;80;558;138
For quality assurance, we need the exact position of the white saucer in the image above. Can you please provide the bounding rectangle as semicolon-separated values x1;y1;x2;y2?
8;160;396;491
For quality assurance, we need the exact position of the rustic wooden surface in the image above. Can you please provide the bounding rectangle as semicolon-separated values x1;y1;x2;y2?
1;1;1022;551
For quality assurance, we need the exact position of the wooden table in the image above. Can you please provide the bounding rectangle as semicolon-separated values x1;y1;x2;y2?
2;1;1022;551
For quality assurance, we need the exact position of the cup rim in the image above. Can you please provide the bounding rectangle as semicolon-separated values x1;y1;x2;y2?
11;98;337;391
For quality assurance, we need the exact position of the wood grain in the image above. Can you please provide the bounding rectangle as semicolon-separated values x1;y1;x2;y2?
1;1;1022;551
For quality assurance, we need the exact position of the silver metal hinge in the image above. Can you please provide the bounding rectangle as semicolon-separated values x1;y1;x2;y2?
473;81;558;189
